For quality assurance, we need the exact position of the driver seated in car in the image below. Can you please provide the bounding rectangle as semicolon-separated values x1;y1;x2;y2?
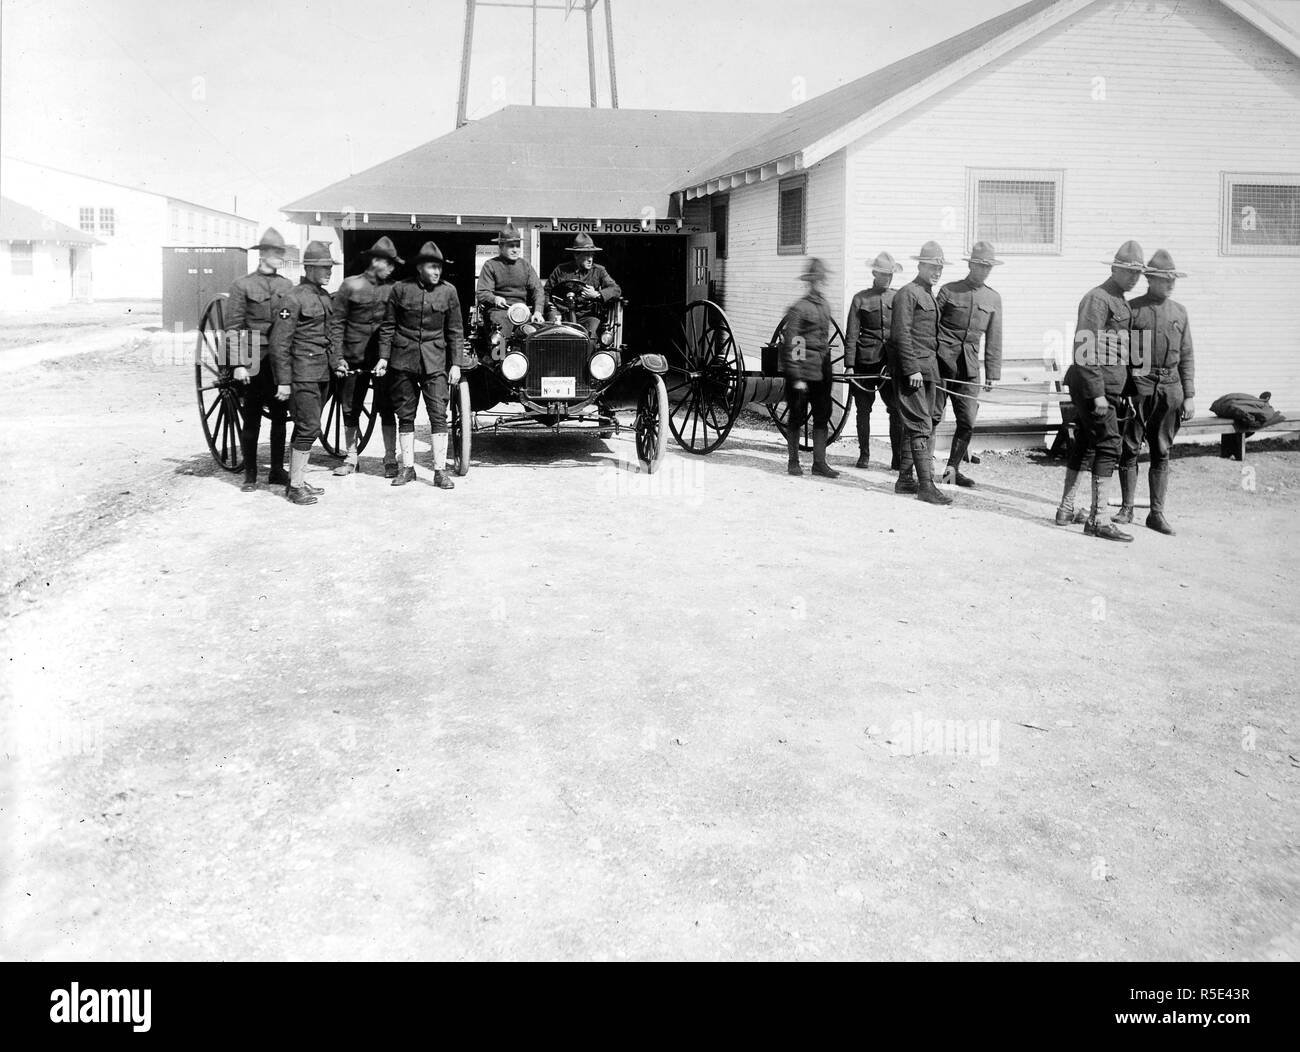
476;224;546;343
544;233;621;339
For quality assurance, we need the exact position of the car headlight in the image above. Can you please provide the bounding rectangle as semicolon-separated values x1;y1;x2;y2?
502;351;528;382
599;330;614;346
589;351;616;381
507;303;531;325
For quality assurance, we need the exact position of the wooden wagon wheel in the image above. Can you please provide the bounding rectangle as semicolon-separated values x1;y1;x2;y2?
194;294;245;473
449;380;472;477
635;373;670;474
320;370;378;458
664;300;744;455
766;316;852;452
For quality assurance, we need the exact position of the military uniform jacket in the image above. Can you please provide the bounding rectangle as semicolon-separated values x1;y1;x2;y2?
476;256;546;315
1064;278;1131;399
268;279;342;385
780;291;834;382
225;270;292;361
330;271;393;365
379;278;465;376
1126;293;1195;399
544;262;621;316
936;279;1003;382
844;286;894;371
887;278;941;381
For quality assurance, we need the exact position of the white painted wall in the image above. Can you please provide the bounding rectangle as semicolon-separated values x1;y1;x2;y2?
692;151;846;363
2;158;261;299
0;241;75;309
842;0;1300;419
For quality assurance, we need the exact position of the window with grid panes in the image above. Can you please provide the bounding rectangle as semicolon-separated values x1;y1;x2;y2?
969;170;1062;254
1223;174;1300;255
777;175;806;255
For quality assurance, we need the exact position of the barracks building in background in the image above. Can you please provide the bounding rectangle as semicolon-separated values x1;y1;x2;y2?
285;0;1300;428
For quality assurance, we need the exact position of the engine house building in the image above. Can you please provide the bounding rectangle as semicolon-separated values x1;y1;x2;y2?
285;0;1300;426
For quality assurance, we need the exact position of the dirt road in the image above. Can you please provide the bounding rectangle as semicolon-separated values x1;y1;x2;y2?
1;323;1297;960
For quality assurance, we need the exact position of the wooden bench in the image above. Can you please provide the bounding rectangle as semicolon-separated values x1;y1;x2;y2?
1168;411;1299;460
932;358;1297;461
932;354;1075;457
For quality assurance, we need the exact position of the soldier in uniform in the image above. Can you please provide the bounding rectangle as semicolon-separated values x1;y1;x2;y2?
226;227;293;492
1055;240;1146;541
887;241;953;505
476;224;545;341
1113;249;1196;535
544;232;621;338
268;241;347;506
844;251;903;470
377;241;464;490
781;258;840;480
329;236;403;478
933;241;1004;487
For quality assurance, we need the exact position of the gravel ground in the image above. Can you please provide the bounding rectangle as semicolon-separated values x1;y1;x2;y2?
0;325;1296;961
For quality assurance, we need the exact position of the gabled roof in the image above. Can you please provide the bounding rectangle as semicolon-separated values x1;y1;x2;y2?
2;157;257;223
0;196;99;244
281;105;778;221
678;0;1300;198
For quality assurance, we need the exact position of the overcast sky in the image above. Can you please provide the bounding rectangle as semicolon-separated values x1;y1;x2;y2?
3;0;1299;229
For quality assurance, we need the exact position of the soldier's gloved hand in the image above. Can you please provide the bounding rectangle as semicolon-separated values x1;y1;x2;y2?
580;287;600;301
334;361;349;378
1181;398;1195;422
449;365;461;386
792;379;808;392
908;371;923;390
233;366;250;384
531;312;544;324
984;378;996;392
494;296;509;309
1092;395;1108;416
373;359;388;379
275;384;290;402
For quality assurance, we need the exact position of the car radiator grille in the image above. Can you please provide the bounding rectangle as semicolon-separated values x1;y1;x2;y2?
524;335;591;399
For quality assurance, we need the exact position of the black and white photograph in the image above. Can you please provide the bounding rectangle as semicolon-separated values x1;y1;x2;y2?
0;0;1296;1012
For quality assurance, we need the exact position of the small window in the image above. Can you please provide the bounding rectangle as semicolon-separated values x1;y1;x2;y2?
969;169;1063;254
79;207;95;233
711;197;730;260
186;212;195;239
98;207;116;237
10;242;33;276
777;175;806;255
1222;173;1300;255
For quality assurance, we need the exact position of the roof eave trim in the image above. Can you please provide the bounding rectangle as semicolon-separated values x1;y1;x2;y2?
1218;0;1300;60
683;153;803;199
684;0;1097;193
803;0;1094;167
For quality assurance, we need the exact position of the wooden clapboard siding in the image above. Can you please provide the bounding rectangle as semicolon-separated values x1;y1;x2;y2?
840;0;1300;426
695;151;846;364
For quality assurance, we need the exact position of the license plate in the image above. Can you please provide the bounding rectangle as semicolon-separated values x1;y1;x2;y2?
541;377;576;399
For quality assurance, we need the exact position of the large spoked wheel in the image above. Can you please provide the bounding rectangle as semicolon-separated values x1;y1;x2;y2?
767;317;852;451
450;380;472;477
320;370;377;457
635;373;671;474
664;300;744;455
194;294;245;472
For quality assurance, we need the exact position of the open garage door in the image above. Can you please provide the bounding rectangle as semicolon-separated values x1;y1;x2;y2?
539;231;687;356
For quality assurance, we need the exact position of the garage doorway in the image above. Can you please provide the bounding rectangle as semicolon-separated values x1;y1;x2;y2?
539;232;687;356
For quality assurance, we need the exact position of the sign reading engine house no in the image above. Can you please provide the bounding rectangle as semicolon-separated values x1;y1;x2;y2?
552;220;698;234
